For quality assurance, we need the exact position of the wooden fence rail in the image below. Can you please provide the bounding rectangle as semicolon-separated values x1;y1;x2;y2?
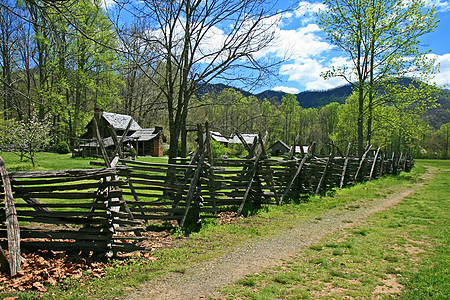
0;125;414;263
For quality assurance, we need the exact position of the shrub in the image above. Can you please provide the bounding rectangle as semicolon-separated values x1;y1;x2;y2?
56;141;70;154
211;140;229;158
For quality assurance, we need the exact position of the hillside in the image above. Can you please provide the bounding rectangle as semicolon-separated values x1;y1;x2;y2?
197;82;449;129
256;85;353;108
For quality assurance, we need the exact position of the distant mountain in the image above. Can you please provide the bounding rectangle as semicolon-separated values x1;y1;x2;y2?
423;88;450;129
197;81;449;129
197;83;353;108
196;83;253;98
256;85;353;108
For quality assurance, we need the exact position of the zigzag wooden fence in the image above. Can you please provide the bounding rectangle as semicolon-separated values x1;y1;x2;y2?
0;123;413;274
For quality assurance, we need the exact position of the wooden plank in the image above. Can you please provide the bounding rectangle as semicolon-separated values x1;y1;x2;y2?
339;142;352;190
257;132;281;205
237;146;263;216
119;159;196;169
17;211;109;218
14;216;108;225
14;202;110;209
8;230;109;241
369;147;381;181
354;145;372;181
280;142;316;203
179;152;206;227
11;183;52;213
379;153;386;177
9;168;121;179
14;191;121;199
93;113;111;168
15;180;126;193
315;145;334;195
0;156;21;276
128;178;185;188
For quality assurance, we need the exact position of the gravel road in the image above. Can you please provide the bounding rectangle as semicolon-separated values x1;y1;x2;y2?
125;175;427;300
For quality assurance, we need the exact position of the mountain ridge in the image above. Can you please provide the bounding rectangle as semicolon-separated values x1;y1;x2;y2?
197;81;449;129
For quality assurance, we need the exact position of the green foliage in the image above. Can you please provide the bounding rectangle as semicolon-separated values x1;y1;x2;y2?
332;91;429;153
210;140;229;158
56;141;70;154
319;0;439;154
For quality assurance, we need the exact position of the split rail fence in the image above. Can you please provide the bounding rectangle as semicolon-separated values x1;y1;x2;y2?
0;123;413;275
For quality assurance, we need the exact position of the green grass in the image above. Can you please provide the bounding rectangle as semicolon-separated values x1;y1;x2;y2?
1;156;448;299
0;151;170;171
0;152;99;171
220;160;449;299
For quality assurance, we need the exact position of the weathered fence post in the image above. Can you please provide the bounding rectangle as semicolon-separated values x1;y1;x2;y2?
369;147;381;181
339;142;352;190
205;122;217;214
0;156;21;276
280;142;316;202
355;144;372;181
379;153;385;177
315;144;334;195
257;132;280;205
237;132;267;216
180;124;206;228
93;111;111;168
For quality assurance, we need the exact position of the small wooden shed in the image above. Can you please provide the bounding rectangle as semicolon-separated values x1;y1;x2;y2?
269;140;290;156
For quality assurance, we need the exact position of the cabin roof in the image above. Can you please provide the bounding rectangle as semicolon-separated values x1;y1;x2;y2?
269;140;290;151
128;129;161;141
102;112;142;131
210;131;230;143
228;133;258;144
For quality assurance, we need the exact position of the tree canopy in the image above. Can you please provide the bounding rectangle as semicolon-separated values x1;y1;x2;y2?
318;0;439;156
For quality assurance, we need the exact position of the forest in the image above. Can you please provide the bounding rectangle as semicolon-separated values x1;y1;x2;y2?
0;0;448;160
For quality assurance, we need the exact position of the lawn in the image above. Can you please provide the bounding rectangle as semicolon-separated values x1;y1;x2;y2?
0;152;168;172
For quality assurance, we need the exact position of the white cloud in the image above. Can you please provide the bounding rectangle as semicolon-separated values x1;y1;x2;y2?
101;0;116;9
279;57;348;91
272;86;300;94
424;0;450;12
293;2;327;25
257;23;331;60
430;53;450;86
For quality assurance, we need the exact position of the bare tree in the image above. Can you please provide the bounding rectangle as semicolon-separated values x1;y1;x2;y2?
0;0;21;119
114;0;282;162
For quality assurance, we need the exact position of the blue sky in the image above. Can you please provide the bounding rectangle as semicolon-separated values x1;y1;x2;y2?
105;0;450;94
263;0;450;94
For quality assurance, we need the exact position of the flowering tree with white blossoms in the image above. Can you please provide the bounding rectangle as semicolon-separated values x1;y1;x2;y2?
7;116;52;168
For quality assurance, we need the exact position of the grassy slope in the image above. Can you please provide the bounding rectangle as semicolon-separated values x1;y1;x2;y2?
1;156;448;299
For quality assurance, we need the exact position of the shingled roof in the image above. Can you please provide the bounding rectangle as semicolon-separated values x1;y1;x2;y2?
102;112;141;131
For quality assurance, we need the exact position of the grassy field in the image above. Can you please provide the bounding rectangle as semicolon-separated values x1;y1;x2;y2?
0;155;448;299
0;152;169;171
